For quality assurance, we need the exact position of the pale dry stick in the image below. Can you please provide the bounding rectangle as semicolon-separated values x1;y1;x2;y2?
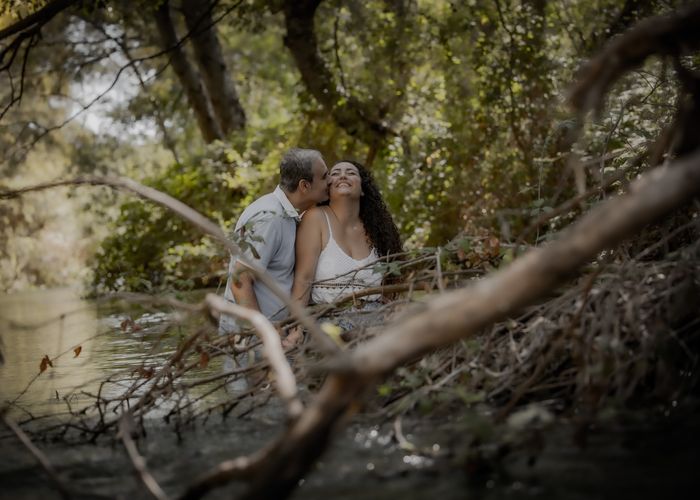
435;246;445;293
119;414;169;500
2;414;71;499
0;176;338;356
205;294;303;419
393;416;416;452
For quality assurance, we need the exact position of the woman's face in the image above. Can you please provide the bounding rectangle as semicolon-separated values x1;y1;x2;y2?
329;162;363;199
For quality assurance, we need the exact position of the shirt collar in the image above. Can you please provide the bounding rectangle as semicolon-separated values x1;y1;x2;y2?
273;186;300;221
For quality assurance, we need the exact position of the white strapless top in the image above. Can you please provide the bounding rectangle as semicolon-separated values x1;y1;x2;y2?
310;210;382;304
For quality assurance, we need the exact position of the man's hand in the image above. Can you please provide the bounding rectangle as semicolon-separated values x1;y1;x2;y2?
282;325;304;350
231;263;262;313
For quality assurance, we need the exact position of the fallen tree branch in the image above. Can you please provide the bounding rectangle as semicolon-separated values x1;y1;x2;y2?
220;149;700;500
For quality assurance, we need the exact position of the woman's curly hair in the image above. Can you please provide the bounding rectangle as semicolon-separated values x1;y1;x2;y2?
345;160;403;257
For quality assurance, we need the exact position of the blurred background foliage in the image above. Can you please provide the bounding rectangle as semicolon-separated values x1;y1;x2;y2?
0;0;686;293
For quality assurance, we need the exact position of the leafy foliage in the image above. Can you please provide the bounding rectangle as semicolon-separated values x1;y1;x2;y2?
91;141;279;292
0;0;693;291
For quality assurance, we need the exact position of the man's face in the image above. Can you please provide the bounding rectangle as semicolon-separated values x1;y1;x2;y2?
307;158;330;204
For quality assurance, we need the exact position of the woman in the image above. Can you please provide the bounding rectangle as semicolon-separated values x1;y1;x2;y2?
285;160;401;346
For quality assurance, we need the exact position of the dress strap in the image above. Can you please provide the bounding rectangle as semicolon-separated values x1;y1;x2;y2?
322;208;333;239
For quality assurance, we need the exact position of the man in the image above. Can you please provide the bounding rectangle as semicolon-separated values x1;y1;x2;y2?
219;148;329;336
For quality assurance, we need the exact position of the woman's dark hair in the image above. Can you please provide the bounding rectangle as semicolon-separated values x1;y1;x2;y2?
344;160;402;257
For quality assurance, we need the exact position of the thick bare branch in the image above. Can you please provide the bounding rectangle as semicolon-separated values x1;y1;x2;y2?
352;154;700;375
0;0;76;41
570;1;700;114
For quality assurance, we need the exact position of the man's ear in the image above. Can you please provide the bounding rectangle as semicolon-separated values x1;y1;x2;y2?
298;179;310;193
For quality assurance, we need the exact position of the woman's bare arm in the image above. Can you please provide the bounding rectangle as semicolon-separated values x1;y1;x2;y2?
291;207;325;307
285;208;325;348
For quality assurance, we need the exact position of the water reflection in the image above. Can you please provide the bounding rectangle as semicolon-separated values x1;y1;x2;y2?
0;288;221;420
0;288;100;417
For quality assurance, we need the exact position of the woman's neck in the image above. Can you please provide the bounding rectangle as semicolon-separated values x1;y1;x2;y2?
328;197;360;225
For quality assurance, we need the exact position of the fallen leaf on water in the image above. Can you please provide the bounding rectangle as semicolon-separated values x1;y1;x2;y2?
73;346;82;358
39;355;53;373
199;351;210;369
133;366;154;379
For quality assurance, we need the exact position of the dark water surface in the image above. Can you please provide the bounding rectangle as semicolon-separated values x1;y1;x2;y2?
1;289;699;499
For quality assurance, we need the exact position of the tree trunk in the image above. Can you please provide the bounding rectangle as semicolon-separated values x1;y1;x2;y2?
181;0;246;135
154;0;224;143
282;0;389;146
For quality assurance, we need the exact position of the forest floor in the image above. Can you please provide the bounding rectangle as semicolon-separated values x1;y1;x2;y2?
1;396;699;499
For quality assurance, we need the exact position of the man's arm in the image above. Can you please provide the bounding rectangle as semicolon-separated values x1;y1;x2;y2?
230;262;261;313
228;213;282;315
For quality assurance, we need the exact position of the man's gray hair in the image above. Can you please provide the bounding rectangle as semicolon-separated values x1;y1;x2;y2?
279;148;322;193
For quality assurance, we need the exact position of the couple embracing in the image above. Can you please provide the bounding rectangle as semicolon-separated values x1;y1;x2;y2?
219;148;401;349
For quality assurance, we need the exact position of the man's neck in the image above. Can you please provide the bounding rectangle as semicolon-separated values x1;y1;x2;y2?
282;187;311;213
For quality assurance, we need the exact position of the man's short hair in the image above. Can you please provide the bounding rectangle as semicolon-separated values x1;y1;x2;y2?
279;148;322;192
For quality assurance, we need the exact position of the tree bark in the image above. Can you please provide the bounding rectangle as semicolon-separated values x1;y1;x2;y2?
0;0;76;42
154;0;224;143
181;0;246;134
282;0;390;146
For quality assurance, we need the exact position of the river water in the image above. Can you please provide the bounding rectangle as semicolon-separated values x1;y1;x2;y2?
1;289;698;499
0;288;218;420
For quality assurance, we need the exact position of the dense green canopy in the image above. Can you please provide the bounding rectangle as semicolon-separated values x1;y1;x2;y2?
0;0;684;292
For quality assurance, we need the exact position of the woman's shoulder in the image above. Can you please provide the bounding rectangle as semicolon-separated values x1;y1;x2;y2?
300;206;327;225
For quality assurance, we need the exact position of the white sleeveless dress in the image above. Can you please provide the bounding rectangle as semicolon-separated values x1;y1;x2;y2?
310;210;383;304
